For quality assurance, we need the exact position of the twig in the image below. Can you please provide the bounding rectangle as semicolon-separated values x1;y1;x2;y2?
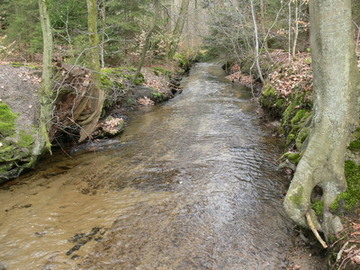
336;241;349;263
306;210;328;248
337;248;359;270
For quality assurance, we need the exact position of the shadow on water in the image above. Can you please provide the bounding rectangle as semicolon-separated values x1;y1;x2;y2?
0;63;324;270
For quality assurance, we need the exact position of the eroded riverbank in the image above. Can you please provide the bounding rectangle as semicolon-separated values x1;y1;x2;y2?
0;63;325;269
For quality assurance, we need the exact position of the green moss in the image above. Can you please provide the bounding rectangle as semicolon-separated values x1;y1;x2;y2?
134;76;144;85
126;98;135;106
331;161;360;213
282;151;301;165
312;199;324;216
153;67;172;76
18;131;35;148
0;102;18;136
349;140;360;150
286;134;296;146
100;74;113;89
11;62;24;68
0;164;11;174
262;86;277;97
101;67;144;85
152;91;164;103
348;128;360;151
27;64;41;70
100;68;129;110
282;102;299;129
288;152;301;164
0;142;16;161
259;85;287;119
173;53;190;69
289;186;304;207
10;62;40;69
291;110;306;125
0;106;36;179
296;127;310;150
275;98;285;107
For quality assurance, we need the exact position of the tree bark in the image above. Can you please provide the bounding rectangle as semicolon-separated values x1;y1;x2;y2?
292;0;299;58
284;0;359;239
168;0;190;58
250;0;265;84
134;0;161;82
78;0;105;142
100;0;106;68
288;0;292;61
37;0;53;154
259;0;269;51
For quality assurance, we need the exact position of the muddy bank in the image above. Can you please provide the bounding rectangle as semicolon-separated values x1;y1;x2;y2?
0;62;185;183
52;64;184;148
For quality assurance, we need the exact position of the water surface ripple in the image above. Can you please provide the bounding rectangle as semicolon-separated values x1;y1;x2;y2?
1;63;306;269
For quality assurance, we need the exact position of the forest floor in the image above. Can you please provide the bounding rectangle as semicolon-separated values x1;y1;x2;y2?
227;50;360;270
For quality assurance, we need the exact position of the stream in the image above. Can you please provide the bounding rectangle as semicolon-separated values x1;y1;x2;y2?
0;63;324;270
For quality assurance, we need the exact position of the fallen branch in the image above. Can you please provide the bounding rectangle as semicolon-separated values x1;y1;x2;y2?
336;241;349;263
306;210;328;248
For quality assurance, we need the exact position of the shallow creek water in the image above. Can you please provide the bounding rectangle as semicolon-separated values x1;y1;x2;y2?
0;63;323;270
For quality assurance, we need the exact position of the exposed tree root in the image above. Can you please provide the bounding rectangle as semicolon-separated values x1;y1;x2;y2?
306;210;328;248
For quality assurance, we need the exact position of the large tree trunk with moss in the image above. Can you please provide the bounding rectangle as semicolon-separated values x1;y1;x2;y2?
284;0;359;239
168;0;190;59
35;0;53;155
78;0;105;142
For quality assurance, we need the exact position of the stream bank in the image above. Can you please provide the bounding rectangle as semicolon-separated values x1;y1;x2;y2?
0;63;325;269
226;50;360;269
0;60;188;183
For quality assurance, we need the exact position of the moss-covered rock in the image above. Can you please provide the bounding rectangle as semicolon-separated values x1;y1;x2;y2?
151;91;165;103
0;103;36;183
0;102;18;137
100;67;145;111
260;82;312;154
259;85;287;119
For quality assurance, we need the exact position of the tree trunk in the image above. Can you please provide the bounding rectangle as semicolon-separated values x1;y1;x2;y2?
292;0;299;58
36;0;53;154
259;0;269;51
100;0;106;68
288;0;292;61
134;0;161;82
78;0;105;142
284;0;359;239
168;0;190;58
250;0;265;84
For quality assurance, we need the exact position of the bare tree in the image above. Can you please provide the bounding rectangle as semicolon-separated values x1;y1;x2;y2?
77;0;104;142
250;0;264;83
134;0;161;81
36;0;53;154
168;0;190;58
